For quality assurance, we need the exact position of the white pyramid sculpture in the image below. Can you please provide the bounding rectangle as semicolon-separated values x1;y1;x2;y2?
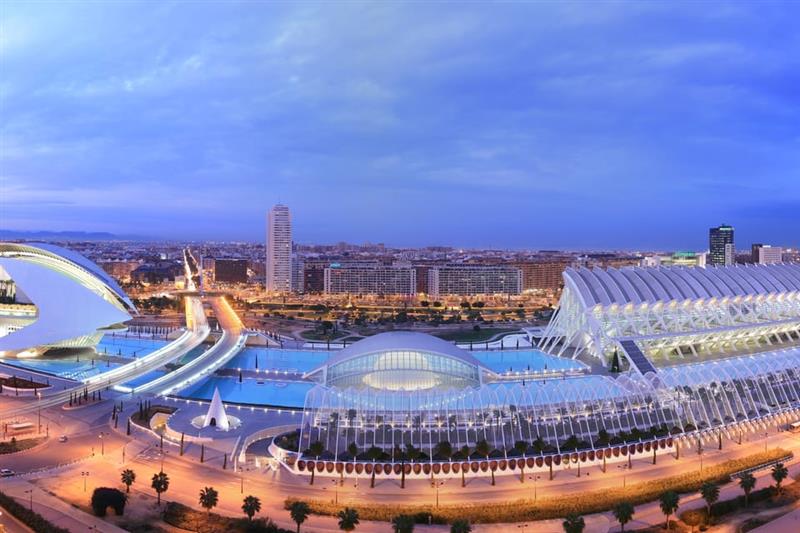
203;387;230;430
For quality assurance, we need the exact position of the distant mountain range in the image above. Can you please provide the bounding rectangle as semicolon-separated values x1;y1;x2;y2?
0;230;151;241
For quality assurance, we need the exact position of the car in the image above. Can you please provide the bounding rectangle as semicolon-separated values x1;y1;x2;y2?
58;435;68;442
0;469;15;477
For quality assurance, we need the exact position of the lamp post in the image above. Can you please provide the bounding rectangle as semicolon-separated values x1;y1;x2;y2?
331;478;339;505
432;479;445;509
527;474;539;502
24;489;33;510
98;433;105;456
81;471;89;492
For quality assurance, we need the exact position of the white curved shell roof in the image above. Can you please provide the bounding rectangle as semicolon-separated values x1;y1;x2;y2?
307;331;488;374
0;242;133;351
564;264;800;307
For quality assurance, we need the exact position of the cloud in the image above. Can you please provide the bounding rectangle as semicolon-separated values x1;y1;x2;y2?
0;1;798;248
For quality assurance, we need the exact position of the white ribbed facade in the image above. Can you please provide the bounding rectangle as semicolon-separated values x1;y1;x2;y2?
266;204;292;293
540;264;800;367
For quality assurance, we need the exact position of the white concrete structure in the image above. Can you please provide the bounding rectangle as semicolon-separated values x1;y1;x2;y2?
0;242;135;352
266;204;292;293
203;387;231;430
540;263;800;368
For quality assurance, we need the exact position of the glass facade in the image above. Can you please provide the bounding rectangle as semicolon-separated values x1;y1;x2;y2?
325;350;481;390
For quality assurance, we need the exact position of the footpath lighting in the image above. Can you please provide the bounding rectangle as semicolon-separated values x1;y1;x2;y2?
23;489;33;510
81;471;90;492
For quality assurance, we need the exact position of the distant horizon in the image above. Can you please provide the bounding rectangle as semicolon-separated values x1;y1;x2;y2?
2;2;798;248
1;228;796;255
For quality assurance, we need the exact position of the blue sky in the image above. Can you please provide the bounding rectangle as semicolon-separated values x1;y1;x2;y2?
1;1;798;249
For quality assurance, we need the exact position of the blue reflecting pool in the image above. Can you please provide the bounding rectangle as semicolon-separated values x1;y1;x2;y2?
96;335;168;358
223;347;329;373
179;376;312;408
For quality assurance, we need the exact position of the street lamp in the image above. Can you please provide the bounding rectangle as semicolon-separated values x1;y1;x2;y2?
24;489;33;510
81;471;90;493
431;479;445;509
330;478;339;505
98;433;105;456
527;474;539;502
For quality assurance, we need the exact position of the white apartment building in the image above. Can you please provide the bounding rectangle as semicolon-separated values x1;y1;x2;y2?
427;265;522;297
757;245;783;265
266;204;292;292
323;265;416;295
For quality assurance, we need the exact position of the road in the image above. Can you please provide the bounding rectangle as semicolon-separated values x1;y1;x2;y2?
132;296;246;396
0;295;209;419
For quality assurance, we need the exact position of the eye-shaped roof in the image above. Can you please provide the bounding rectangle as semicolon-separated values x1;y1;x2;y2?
304;331;492;381
0;242;134;351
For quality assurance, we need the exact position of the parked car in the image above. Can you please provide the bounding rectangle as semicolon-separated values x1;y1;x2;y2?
58;435;68;442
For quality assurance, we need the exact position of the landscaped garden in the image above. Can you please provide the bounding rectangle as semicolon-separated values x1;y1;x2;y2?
286;448;792;524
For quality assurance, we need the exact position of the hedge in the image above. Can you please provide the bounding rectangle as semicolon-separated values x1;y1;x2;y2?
0;489;71;533
287;447;792;524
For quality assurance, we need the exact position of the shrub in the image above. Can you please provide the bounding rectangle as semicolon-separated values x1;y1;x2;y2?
91;487;127;517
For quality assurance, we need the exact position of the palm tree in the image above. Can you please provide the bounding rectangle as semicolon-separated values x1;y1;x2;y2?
308;441;325;486
366;446;383;488
435;440;453;461
459;445;470;487
475;439;494;485
514;440;528;483
772;462;789;494
612;502;634;532
700;482;719;518
450;518;472;533
151;471;169;505
391;514;415;533
337;507;359;531
242;495;261;521
347;442;358;460
395;445;408;489
739;472;756;506
562;513;585;533
199;486;218;515
289;501;310;533
659;491;679;530
120;469;136;493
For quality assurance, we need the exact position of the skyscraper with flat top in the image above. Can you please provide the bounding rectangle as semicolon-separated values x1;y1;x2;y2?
709;224;735;266
266;204;292;292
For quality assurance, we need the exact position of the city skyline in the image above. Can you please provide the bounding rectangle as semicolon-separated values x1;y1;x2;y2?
2;2;799;248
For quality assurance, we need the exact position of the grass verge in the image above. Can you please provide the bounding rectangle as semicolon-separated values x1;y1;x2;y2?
0;436;46;454
162;501;292;533
286;448;792;524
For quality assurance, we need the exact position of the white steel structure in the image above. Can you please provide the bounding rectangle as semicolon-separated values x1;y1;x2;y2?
0;242;135;352
539;264;800;368
266;204;292;293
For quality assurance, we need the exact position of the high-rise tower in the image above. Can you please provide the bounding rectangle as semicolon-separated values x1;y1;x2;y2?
266;204;292;292
709;224;735;266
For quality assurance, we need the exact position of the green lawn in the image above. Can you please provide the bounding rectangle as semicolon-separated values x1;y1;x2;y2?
433;327;518;343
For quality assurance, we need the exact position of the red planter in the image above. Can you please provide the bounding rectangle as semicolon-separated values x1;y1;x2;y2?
355;463;364;475
432;463;441;474
345;463;354;474
535;457;543;468
297;460;306;472
326;462;335;473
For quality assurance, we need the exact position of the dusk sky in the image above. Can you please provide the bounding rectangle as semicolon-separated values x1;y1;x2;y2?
1;1;798;249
